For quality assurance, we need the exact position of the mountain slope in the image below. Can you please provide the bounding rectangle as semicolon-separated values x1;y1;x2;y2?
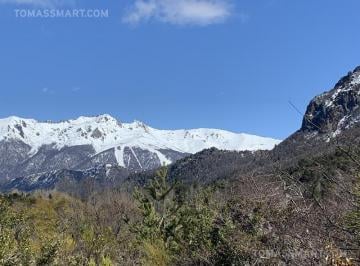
0;115;280;180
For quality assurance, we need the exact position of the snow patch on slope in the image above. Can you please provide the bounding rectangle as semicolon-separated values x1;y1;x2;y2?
324;71;360;108
351;72;360;86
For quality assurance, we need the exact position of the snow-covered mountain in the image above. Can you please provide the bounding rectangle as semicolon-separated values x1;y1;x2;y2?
0;115;281;181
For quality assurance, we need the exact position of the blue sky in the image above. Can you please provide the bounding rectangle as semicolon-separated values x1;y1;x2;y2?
0;0;359;139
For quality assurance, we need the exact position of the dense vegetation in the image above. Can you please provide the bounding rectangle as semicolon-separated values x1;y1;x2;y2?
1;143;360;265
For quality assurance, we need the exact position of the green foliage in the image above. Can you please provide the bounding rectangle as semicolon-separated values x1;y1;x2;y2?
132;167;244;265
0;193;118;265
36;241;59;266
286;147;360;201
0;196;32;265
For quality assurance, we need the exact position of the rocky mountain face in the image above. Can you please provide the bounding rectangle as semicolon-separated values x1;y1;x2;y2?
0;115;280;190
301;66;360;135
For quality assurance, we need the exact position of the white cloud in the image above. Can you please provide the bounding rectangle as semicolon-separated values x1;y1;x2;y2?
0;0;74;7
123;0;233;26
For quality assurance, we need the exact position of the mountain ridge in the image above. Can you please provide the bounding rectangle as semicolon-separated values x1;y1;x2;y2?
0;114;281;157
0;114;281;181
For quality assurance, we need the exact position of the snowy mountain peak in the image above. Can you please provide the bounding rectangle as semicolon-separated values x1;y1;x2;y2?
55;114;120;127
0;115;281;174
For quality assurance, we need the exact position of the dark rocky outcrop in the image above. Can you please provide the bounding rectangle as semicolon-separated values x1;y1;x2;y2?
301;66;360;134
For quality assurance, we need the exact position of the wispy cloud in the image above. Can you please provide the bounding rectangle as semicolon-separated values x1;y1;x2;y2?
42;87;55;94
123;0;233;26
0;0;74;7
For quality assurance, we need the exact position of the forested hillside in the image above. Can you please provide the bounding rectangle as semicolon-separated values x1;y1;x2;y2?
1;146;360;265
